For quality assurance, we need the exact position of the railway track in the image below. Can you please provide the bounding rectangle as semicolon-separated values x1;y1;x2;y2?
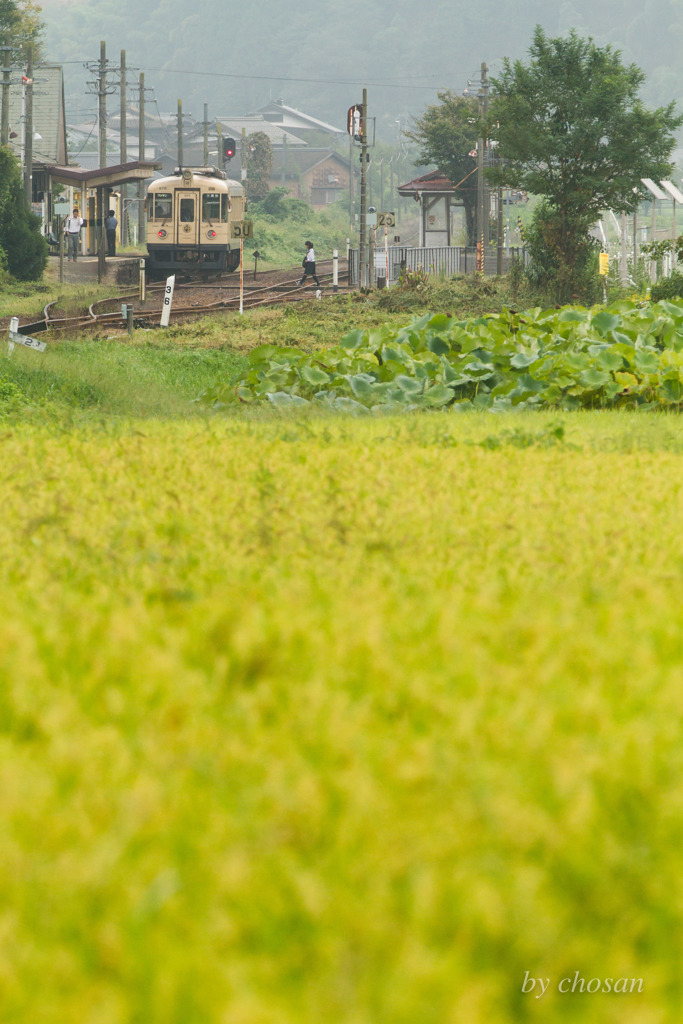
18;258;350;338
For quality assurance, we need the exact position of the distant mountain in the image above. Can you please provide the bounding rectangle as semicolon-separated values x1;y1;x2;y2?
40;0;683;140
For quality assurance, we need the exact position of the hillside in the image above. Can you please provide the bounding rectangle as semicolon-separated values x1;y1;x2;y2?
38;0;683;139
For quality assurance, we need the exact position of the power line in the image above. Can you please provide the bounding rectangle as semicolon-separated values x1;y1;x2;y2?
61;59;462;91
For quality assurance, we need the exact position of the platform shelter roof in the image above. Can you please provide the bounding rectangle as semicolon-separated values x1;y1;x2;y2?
44;160;162;188
398;169;470;200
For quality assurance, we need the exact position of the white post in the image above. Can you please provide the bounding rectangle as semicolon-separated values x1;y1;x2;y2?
8;316;18;354
139;258;146;303
333;249;338;293
384;223;389;286
239;236;244;315
160;274;175;327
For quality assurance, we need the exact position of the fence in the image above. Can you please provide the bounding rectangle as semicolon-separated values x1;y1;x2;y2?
347;245;525;287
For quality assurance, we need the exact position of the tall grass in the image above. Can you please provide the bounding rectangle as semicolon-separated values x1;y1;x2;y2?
1;412;682;1023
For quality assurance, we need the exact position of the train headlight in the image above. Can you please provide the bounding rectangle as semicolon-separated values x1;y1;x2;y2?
157;229;167;238
207;229;217;238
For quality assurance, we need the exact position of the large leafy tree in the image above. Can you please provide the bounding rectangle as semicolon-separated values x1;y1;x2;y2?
407;92;479;245
487;27;683;300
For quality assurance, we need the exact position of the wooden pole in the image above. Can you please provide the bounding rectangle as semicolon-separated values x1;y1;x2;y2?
359;88;368;288
120;49;128;246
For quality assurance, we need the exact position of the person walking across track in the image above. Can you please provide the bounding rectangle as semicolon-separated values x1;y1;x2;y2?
105;209;118;257
65;207;84;262
299;240;321;287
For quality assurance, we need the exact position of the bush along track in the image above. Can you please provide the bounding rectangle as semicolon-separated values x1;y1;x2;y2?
198;299;683;413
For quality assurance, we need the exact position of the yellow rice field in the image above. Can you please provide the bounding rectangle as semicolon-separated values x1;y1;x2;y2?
1;410;682;1024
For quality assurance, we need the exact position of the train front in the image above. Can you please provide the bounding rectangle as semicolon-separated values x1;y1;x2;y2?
146;168;244;276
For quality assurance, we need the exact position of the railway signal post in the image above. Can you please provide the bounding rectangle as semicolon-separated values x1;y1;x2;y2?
231;220;253;315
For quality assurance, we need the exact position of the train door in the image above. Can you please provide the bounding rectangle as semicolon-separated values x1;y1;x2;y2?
174;190;199;245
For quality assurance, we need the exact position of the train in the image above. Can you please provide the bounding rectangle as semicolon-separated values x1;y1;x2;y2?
145;166;246;277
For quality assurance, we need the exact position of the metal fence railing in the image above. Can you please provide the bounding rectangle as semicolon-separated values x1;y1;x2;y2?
347;246;525;287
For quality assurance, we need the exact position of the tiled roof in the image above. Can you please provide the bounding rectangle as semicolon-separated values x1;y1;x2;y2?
397;170;466;194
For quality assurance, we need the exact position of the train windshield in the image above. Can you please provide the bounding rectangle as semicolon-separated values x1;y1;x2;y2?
153;193;172;220
221;195;229;221
202;193;221;222
180;197;195;222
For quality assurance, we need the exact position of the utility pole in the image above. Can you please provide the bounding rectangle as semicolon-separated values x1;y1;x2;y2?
98;41;107;168
177;98;183;167
359;87;368;288
120;49;128;246
1;44;15;147
349;133;354;226
241;125;247;189
137;71;145;248
477;61;489;272
23;48;33;207
203;103;208;166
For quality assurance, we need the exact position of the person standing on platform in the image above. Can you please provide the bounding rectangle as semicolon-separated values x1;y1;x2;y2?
65;207;84;262
105;209;118;257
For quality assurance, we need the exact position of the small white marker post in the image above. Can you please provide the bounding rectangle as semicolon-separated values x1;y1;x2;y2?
8;317;46;354
160;274;175;327
139;259;146;303
239;236;244;315
333;249;339;293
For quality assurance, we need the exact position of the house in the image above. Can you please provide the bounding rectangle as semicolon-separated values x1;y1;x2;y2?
272;148;351;208
251;99;344;146
5;64;68;210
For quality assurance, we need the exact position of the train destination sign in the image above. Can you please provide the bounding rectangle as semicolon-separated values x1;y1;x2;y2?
7;317;46;353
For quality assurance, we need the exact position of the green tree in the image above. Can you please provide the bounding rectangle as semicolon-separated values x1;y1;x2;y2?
406;92;480;245
245;131;273;203
0;145;47;279
0;0;42;55
0;0;19;41
487;26;683;301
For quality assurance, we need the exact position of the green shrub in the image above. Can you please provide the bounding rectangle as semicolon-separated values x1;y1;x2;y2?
650;271;683;302
0;146;47;281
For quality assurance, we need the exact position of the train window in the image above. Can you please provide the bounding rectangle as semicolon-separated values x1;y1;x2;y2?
202;193;221;221
221;195;229;222
153;193;172;220
180;198;195;223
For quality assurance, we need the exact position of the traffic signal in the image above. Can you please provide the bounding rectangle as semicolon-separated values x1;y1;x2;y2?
223;137;236;162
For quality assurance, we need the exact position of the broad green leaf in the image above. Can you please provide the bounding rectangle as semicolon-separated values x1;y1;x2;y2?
579;368;611;389
597;349;624;371
634;350;660;374
558;310;588;322
266;392;310;407
395;375;424;395
427;335;450;356
658;379;683;402
422;383;456;406
346;373;377;401
340;329;366;349
591;312;621;336
510;351;538;369
300;364;330;385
